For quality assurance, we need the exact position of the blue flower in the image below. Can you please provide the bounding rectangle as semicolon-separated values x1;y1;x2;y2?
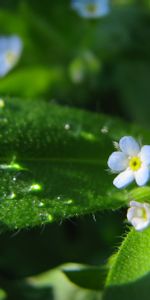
108;136;150;189
72;0;110;19
0;35;23;77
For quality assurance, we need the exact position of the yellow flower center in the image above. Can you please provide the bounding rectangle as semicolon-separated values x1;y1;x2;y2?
86;3;98;13
5;51;16;65
129;156;142;171
136;208;147;220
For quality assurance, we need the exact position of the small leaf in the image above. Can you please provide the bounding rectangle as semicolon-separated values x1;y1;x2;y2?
62;264;107;291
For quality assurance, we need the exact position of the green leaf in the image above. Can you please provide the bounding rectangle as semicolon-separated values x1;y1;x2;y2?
129;186;150;203
0;97;149;230
103;227;150;300
62;263;107;291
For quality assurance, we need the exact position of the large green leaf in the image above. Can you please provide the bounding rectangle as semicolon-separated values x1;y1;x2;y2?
0;97;149;230
103;227;150;300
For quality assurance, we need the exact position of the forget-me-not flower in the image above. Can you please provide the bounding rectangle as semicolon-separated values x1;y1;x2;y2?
0;35;23;77
72;0;109;19
127;201;150;231
107;136;150;189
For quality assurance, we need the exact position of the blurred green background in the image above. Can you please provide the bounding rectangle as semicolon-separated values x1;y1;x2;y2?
1;0;150;125
0;0;150;298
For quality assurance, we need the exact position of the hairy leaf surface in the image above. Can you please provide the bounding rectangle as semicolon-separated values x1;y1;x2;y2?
104;227;150;300
0;98;149;229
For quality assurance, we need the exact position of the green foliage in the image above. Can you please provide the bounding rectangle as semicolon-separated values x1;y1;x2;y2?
0;98;149;230
0;97;133;230
0;99;149;229
1;1;150;299
104;227;150;299
130;186;150;203
1;0;150;115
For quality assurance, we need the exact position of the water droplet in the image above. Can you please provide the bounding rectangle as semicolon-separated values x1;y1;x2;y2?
13;177;16;182
39;212;54;223
57;196;61;200
64;123;70;130
47;214;54;222
101;126;109;134
29;183;42;192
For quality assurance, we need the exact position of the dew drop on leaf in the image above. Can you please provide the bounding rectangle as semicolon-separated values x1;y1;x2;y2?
47;214;54;222
39;212;54;223
29;183;42;192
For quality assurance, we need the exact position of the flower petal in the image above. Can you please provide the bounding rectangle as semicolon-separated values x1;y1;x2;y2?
72;0;109;18
134;166;150;186
140;145;150;165
107;151;128;172
144;203;150;219
132;218;149;231
113;169;134;189
0;55;8;77
129;201;142;208
127;207;136;222
119;136;140;156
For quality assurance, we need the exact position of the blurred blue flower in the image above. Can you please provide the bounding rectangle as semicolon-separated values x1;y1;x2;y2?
0;35;23;77
72;0;110;19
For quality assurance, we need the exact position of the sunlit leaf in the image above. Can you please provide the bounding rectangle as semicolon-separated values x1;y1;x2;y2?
0;98;149;229
103;227;150;300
